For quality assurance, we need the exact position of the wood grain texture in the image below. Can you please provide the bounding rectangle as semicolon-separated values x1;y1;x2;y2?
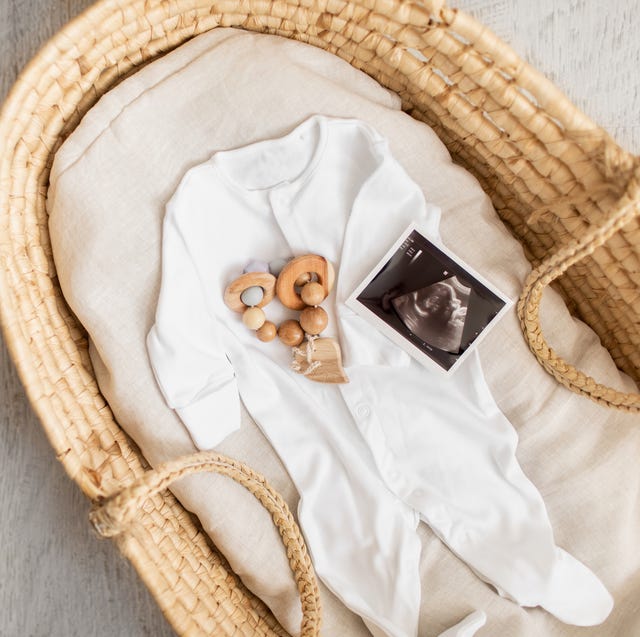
276;255;335;310
224;272;277;312
291;337;349;384
0;1;638;636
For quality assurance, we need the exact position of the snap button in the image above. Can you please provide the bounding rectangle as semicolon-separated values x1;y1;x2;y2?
355;404;371;418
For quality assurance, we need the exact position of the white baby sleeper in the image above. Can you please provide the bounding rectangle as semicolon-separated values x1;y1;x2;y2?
435;611;486;637
147;114;613;636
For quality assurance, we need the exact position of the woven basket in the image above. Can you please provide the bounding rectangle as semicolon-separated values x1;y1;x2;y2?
1;0;639;635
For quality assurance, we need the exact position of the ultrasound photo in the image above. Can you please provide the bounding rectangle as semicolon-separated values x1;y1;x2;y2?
347;226;511;373
391;276;470;354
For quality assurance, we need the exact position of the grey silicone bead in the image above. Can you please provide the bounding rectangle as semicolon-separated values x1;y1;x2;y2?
243;259;269;274
240;286;265;307
269;257;292;277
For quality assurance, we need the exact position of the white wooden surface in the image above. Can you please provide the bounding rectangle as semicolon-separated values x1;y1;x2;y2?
0;1;638;635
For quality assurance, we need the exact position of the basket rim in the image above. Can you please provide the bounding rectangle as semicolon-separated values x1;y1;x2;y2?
1;0;637;534
1;0;639;635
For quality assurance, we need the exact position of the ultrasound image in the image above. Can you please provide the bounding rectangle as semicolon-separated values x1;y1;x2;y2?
355;229;507;371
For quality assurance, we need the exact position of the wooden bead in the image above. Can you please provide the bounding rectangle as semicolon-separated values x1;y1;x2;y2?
256;321;277;342
299;306;328;335
242;306;266;330
224;272;276;312
276;255;335;310
278;319;305;347
300;281;326;306
294;272;312;287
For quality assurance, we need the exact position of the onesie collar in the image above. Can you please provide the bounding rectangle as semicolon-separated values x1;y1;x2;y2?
211;115;429;372
211;115;328;195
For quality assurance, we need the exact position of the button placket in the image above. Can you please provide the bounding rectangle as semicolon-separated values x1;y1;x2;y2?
268;188;296;252
268;186;311;257
340;375;409;498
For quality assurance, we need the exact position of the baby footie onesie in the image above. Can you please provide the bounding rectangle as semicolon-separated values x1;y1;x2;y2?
147;114;613;636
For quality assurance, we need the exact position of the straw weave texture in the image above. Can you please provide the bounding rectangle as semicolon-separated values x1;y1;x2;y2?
0;0;639;634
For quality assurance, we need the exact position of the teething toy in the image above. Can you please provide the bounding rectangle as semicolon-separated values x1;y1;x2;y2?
224;255;348;384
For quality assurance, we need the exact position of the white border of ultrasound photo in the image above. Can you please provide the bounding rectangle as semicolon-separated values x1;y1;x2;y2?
345;223;514;375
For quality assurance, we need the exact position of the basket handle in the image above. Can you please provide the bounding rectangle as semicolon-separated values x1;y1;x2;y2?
89;451;321;637
518;167;640;412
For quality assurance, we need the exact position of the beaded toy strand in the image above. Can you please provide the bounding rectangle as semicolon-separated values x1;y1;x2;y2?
223;254;348;384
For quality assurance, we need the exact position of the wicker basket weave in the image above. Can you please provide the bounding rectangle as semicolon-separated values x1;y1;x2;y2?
1;0;639;635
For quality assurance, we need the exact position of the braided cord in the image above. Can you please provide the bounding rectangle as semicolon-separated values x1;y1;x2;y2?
90;451;322;637
518;169;640;411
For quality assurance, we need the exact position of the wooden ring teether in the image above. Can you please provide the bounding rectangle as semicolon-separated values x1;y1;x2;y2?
224;272;276;313
224;255;348;383
276;255;335;310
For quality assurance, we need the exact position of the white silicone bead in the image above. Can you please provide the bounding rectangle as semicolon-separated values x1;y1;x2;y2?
240;286;265;307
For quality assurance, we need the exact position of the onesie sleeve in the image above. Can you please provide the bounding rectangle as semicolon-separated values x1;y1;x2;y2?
147;186;240;450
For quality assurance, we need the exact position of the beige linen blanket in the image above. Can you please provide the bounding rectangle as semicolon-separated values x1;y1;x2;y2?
47;28;640;637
